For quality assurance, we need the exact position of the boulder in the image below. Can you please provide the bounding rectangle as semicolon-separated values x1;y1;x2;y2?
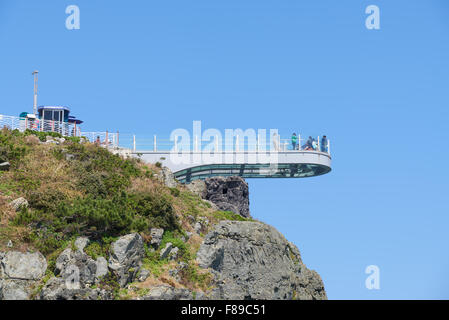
149;228;164;249
204;176;250;218
74;237;89;253
196;221;327;300
54;238;108;286
0;279;30;300
9;197;28;211
141;285;193;300
95;257;108;280
108;233;145;287
0;251;47;300
168;247;179;261
159;242;173;260
1;251;47;281
39;277;113;300
137;269;150;282
55;248;98;285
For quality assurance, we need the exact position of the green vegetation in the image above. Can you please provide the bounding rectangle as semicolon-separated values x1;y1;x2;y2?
159;230;191;261
213;210;251;222
179;263;213;290
23;128;62;142
0;127;247;296
0;128;29;165
83;236;119;261
141;250;166;278
1;128;180;250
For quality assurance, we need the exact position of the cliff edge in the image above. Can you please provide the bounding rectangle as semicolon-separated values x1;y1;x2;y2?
0;128;326;300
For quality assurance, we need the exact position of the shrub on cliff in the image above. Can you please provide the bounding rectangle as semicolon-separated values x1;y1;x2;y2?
1;128;180;250
0;128;28;165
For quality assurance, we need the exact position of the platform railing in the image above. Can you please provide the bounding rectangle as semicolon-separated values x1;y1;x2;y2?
116;133;330;155
80;131;119;148
1;114;330;155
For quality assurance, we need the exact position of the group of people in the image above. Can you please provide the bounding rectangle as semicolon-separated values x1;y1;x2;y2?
291;133;328;152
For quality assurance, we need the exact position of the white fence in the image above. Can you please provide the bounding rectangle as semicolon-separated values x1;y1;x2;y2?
81;131;119;148
1;114;329;154
0;114;119;148
117;133;330;154
0;114;81;137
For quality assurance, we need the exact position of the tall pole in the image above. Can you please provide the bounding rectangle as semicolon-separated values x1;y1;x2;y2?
32;70;39;116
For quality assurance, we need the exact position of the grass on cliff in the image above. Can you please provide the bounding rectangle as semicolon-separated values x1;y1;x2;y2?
0;128;181;253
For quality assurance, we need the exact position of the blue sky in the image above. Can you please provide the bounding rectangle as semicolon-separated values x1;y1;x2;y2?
1;0;449;299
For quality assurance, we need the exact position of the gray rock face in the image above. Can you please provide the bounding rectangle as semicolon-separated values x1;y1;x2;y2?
39;239;111;300
1;251;47;280
196;221;327;300
168;247;179;261
204;176;250;218
137;269;150;282
9;197;29;211
158;167;178;188
108;233;145;287
186;179;207;198
150;228;164;249
39;277;113;300
159;242;173;260
95;257;108;280
55;248;98;285
0;279;30;300
0;251;47;300
141;285;194;300
54;238;108;286
74;237;89;252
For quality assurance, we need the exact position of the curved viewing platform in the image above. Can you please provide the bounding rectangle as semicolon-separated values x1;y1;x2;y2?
126;131;332;183
137;149;332;183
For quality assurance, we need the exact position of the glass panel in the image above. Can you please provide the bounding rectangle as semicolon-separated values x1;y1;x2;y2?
53;111;60;122
43;110;52;120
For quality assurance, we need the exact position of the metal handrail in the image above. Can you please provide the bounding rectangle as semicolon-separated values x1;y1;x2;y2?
0;114;81;137
1;114;330;154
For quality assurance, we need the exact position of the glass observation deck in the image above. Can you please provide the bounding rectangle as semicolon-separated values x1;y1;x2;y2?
129;134;332;183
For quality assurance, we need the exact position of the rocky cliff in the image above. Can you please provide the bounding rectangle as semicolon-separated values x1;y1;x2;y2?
196;221;327;300
0;128;326;300
186;176;250;218
1;220;326;300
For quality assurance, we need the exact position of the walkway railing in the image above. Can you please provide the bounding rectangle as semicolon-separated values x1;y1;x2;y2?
0;114;119;148
0;114;81;137
116;133;331;155
1;114;330;155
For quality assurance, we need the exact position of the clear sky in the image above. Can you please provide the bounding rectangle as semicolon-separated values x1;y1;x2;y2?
1;0;448;299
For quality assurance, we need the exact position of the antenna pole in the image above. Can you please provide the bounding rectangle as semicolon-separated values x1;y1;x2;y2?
32;70;39;115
